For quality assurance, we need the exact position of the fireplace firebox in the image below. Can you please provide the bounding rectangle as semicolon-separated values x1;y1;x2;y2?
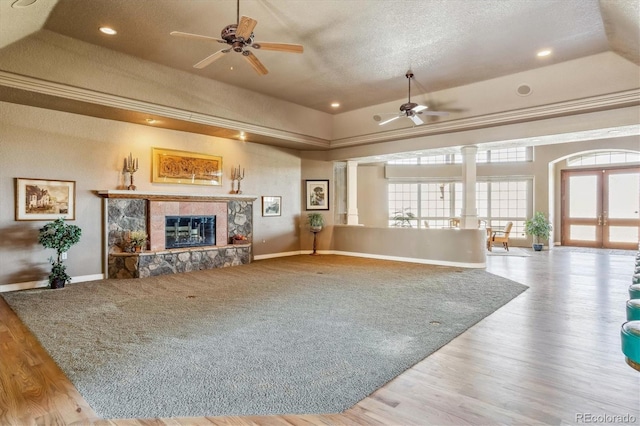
165;215;215;249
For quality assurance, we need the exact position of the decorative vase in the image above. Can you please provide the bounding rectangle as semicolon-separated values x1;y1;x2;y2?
533;243;543;251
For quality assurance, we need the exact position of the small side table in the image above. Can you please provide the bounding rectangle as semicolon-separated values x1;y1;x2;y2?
310;226;322;255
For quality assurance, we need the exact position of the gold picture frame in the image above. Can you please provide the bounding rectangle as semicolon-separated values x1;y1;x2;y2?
15;178;76;221
152;147;222;186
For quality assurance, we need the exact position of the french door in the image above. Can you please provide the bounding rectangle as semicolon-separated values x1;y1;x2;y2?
561;166;640;249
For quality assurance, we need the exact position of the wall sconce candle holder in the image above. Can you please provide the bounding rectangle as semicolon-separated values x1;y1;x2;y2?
231;164;245;194
123;152;139;190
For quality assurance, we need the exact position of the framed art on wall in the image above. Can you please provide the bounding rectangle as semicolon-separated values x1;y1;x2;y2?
152;147;222;186
305;179;329;210
262;196;282;217
15;178;76;221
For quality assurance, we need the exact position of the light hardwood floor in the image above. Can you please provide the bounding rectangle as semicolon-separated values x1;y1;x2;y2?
1;248;639;425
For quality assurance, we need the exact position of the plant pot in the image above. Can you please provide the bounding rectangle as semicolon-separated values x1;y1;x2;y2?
532;243;543;251
50;278;66;289
310;226;323;232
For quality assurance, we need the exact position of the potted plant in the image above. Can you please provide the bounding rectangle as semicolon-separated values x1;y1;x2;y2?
308;212;325;232
128;230;148;252
391;208;417;228
524;211;552;251
38;217;82;289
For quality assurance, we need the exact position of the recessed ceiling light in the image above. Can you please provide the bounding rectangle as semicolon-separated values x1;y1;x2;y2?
99;27;117;35
145;118;156;124
239;132;246;140
537;49;551;57
331;102;340;108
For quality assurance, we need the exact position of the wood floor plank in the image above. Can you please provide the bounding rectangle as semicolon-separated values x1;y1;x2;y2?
1;249;639;425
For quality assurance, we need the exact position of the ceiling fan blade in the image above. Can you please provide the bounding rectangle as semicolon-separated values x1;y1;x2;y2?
170;31;226;44
243;51;268;75
418;110;450;116
379;115;401;126
193;49;229;69
409;114;424;125
251;42;303;53
412;105;428;113
236;15;258;40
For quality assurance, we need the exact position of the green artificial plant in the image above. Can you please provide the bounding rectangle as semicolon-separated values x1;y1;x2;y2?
391;208;417;228
524;211;552;246
38;217;82;287
307;213;325;229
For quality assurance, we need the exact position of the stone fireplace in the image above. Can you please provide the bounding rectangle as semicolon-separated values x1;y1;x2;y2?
97;191;255;279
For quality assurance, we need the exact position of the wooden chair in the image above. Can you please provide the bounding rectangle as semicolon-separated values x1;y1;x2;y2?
487;221;513;251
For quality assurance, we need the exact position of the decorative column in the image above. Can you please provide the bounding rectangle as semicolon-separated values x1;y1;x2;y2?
460;145;479;229
346;160;360;225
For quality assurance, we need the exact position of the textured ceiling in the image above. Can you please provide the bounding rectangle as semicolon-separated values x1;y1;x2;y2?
35;0;637;114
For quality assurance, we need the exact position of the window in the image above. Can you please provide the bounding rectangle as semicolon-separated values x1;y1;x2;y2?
387;147;529;165
388;179;531;235
387;158;419;165
388;183;419;227
567;151;640;167
488;147;528;162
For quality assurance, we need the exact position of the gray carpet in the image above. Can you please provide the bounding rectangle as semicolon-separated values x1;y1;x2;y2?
3;255;527;419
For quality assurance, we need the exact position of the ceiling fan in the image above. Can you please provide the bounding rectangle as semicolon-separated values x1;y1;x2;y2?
374;71;449;126
170;0;303;75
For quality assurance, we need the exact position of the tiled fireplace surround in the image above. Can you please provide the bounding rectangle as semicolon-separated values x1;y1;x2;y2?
97;191;255;279
148;201;227;251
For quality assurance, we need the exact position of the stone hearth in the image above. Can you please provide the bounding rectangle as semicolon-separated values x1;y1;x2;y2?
97;191;255;279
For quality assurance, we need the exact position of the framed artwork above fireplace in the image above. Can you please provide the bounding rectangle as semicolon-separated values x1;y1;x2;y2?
151;147;222;186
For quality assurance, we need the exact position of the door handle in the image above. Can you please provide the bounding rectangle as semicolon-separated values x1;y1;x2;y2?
597;215;603;226
603;211;608;226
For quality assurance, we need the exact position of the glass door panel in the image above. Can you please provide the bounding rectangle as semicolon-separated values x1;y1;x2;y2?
569;175;598;218
604;169;640;249
562;170;602;247
609;226;639;244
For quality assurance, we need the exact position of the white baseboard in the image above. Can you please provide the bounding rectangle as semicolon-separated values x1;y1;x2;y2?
331;251;486;268
254;250;485;268
254;251;305;260
0;274;105;293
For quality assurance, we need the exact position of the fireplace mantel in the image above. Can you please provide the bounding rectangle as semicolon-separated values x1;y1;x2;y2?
96;190;255;278
96;190;257;202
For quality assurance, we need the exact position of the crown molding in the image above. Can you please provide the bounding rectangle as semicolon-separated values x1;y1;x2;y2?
330;89;640;148
0;71;330;149
1;71;637;152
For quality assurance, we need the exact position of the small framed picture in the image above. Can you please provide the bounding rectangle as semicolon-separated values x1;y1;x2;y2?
262;196;282;217
15;178;76;221
305;179;329;210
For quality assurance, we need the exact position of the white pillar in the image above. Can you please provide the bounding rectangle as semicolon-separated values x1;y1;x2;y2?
460;145;478;229
346;160;360;225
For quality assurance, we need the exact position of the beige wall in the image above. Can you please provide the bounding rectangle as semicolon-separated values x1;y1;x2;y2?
0;101;302;286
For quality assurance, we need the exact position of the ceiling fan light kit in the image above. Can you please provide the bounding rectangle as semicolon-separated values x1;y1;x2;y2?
376;71;449;126
170;0;303;75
